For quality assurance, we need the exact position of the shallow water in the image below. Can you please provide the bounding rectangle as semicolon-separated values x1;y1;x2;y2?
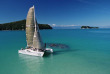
0;29;110;74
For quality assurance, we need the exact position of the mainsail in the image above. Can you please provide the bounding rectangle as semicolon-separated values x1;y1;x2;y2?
26;5;45;49
26;6;35;47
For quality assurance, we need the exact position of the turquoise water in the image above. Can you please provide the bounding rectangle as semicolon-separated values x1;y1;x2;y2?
0;29;110;74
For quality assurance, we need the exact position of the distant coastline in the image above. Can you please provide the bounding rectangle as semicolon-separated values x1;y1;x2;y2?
0;20;52;30
81;26;99;29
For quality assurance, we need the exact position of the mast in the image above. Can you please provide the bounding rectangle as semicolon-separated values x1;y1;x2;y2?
26;6;35;47
33;5;45;49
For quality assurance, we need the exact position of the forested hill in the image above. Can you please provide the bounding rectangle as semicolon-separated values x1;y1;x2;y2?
0;20;52;30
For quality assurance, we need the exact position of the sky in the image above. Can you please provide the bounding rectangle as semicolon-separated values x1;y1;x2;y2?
0;0;110;28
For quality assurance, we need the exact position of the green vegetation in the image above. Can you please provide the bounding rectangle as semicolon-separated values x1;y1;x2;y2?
81;26;99;29
0;20;52;30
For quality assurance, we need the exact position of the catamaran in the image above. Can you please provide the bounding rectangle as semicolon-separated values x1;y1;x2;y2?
18;5;53;57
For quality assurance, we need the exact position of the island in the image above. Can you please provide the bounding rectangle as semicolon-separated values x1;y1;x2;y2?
81;26;99;29
0;20;52;30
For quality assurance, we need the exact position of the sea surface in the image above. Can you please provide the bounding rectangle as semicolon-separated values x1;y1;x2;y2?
0;29;110;74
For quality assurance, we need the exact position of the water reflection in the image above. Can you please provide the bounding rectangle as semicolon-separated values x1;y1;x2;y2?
18;54;44;74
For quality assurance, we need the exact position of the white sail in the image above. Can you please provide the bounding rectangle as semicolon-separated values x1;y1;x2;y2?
26;6;35;47
33;6;45;49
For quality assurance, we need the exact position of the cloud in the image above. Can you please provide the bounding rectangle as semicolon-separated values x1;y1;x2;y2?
52;24;56;26
51;24;80;27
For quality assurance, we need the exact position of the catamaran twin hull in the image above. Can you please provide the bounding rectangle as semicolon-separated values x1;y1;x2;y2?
18;48;53;57
18;49;44;57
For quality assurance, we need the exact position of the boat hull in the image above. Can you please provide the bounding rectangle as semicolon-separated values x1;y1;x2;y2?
45;48;53;53
18;48;53;57
18;49;44;57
